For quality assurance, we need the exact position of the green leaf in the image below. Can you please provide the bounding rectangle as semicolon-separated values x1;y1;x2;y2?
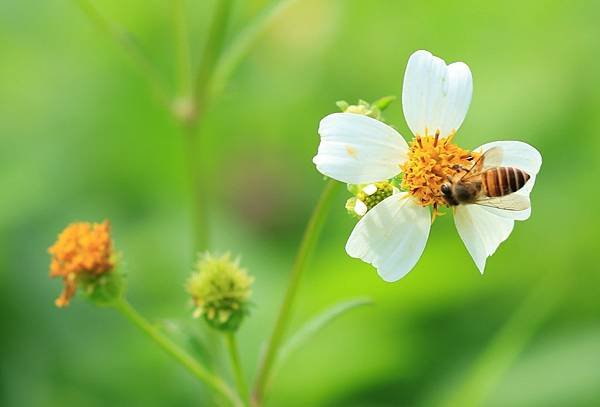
274;297;373;374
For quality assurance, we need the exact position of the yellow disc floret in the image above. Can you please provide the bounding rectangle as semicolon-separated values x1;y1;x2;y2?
401;134;479;208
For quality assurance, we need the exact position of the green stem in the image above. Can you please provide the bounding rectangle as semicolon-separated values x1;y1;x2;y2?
182;0;235;253
226;332;249;405
211;0;302;98
183;123;210;252
195;0;234;112
252;179;339;406
171;0;193;97
114;298;243;407
74;0;170;106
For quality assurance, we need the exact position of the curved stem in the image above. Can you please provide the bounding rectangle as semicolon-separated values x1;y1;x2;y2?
195;0;234;111
226;332;249;405
115;298;242;407
252;179;339;405
74;0;171;107
211;0;302;98
171;0;193;97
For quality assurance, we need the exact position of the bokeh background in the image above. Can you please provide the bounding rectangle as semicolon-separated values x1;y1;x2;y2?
2;0;600;405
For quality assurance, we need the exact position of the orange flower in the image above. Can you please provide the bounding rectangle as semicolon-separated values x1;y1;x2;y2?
48;220;115;307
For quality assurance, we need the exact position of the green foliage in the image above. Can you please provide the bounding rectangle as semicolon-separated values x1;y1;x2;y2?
2;0;600;406
274;298;373;374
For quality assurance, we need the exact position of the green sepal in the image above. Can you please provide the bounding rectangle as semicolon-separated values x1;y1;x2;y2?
336;100;349;112
372;95;396;111
80;269;125;307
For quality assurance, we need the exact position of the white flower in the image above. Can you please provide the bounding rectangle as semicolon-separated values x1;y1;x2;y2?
313;50;542;281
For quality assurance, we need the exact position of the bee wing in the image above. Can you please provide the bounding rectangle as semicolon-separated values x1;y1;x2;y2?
475;193;530;211
478;146;504;170
461;146;504;180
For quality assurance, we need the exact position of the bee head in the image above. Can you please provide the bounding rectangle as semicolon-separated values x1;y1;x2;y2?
440;183;452;197
440;183;458;206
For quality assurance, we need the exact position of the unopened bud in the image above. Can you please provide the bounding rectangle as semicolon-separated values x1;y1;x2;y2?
186;253;254;332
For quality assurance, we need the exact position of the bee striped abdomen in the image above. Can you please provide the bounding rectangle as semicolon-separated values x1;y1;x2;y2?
484;167;530;197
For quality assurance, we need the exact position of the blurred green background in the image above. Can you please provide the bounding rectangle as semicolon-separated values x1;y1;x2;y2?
2;0;600;405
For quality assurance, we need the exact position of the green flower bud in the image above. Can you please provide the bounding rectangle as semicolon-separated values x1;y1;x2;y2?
186;253;254;332
345;181;397;219
335;96;396;121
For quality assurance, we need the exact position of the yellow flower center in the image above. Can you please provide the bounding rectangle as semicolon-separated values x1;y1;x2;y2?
401;134;479;208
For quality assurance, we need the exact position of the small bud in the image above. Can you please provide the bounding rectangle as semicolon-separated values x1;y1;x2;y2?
336;96;395;121
345;182;398;219
186;253;254;332
48;220;122;307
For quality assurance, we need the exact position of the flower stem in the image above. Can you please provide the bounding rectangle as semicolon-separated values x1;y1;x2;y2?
251;179;339;405
195;0;234;111
225;332;249;405
171;0;193;97
114;298;243;407
183;0;234;253
73;0;170;107
210;0;302;98
183;123;210;252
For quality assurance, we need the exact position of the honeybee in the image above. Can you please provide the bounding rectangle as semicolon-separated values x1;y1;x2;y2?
440;147;531;211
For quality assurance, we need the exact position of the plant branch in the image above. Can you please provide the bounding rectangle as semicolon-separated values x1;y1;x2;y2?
251;179;339;406
210;0;301;98
194;0;235;112
115;298;243;407
226;332;249;405
74;0;171;107
171;0;193;97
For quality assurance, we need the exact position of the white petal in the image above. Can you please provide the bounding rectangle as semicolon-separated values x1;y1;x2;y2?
346;193;431;282
402;50;473;138
454;205;514;274
313;113;408;184
475;140;542;220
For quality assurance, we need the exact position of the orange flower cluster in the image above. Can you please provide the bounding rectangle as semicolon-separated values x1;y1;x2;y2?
48;220;115;307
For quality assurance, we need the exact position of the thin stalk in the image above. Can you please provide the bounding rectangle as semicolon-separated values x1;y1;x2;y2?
226;332;249;405
114;298;243;407
74;0;170;106
182;0;235;252
195;0;234;112
252;179;339;405
211;0;301;98
171;0;193;97
183;124;209;252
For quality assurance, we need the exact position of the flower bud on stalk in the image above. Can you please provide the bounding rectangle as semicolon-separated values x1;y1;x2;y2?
186;253;254;332
48;220;123;307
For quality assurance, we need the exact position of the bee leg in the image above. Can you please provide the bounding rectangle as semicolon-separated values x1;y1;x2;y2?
451;164;468;172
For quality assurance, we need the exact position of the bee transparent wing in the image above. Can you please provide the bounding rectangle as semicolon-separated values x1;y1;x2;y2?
475;193;530;211
461;146;504;180
478;146;504;170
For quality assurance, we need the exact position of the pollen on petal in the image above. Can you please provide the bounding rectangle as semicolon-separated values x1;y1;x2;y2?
345;145;358;158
